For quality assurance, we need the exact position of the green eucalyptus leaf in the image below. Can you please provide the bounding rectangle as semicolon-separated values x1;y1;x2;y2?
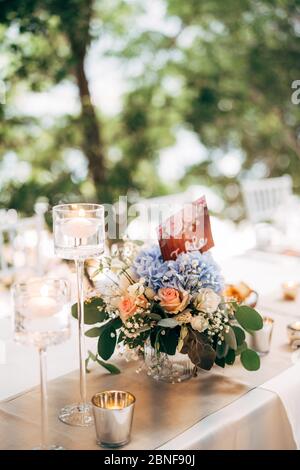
87;350;97;361
151;302;167;318
225;349;236;365
223;326;237;350
96;358;120;375
158;327;180;355
236;341;247;355
72;297;108;325
216;341;229;359
235;306;263;331
215;356;225;368
85;327;101;337
232;325;246;346
148;312;162;321
97;324;117;360
240;348;261;371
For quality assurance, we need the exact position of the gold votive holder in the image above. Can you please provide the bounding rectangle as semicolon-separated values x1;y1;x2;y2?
282;282;299;301
287;321;300;349
250;316;274;356
91;391;135;448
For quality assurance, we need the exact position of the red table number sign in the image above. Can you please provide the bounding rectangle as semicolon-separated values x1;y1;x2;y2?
158;196;214;261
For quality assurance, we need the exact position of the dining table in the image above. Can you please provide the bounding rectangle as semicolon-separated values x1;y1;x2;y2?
1;248;300;450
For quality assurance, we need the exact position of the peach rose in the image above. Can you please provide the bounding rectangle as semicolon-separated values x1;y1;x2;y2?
158;288;189;314
118;296;137;322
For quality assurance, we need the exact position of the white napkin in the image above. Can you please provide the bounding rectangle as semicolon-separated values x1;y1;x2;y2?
261;362;300;449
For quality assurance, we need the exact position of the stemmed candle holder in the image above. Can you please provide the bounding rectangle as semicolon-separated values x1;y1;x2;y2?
53;203;105;426
12;278;71;450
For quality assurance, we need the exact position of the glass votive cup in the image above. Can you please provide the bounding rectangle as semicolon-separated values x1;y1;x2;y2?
287;321;300;349
91;391;135;448
282;281;299;301
250;316;274;356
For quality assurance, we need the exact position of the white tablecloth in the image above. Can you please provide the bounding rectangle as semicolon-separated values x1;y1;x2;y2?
1;251;300;450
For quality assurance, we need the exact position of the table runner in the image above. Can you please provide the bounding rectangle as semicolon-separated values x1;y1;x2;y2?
0;312;295;450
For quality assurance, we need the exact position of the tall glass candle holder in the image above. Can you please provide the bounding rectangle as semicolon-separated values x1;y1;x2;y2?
53;203;105;426
13;278;71;450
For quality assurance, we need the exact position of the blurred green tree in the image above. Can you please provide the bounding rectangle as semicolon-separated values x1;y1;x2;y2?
114;0;300;219
0;0;299;221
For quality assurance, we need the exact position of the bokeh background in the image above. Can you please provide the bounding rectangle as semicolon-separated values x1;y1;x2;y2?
0;0;299;221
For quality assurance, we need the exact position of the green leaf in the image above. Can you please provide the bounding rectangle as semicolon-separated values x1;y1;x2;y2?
215;356;225;368
85;327;101;337
97;322;118;360
72;297;108;325
235;306;263;331
148;312;162;321
240;349;261;371
151;302;167;318
87;349;97;361
232;325;246;346
85;357;91;373
158;327;180;355
96;358;120;375
223;326;237;350
225;349;236;365
216;341;229;358
236;341;247;356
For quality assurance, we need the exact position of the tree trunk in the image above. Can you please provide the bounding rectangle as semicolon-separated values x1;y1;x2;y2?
74;52;106;187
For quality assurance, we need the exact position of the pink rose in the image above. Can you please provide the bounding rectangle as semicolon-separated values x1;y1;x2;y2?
158;288;189;314
118;296;137;322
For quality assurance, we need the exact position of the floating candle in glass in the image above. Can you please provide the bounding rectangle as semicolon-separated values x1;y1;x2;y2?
287;321;300;349
282;281;299;301
250;316;274;355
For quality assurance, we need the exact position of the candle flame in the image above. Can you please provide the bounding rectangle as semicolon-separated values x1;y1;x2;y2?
40;285;49;297
78;208;85;217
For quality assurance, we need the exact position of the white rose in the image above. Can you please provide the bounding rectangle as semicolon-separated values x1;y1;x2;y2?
191;315;209;333
127;282;144;296
193;288;220;314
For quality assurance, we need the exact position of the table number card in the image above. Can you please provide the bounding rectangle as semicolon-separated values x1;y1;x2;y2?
158;196;214;261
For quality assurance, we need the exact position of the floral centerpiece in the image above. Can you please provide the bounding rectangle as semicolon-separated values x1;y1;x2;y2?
73;241;263;381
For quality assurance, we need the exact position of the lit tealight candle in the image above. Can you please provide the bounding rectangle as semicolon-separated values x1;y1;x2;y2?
27;296;60;318
287;321;300;348
282;281;299;301
61;209;99;239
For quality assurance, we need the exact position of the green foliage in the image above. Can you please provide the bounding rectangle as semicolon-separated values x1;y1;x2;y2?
0;1;299;216
235;306;264;331
97;317;122;360
71;297;108;324
240;348;261;371
232;325;246;347
223;325;237;350
157;327;180;355
85;349;120;374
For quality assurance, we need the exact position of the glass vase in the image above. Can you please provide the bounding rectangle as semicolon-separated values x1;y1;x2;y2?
143;341;194;383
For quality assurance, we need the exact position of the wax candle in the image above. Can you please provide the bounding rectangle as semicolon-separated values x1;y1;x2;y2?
27;296;59;318
287;321;300;348
282;281;299;301
251;317;274;355
61;217;99;239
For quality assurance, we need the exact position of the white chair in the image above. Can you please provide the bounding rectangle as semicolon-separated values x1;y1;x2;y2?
241;175;293;224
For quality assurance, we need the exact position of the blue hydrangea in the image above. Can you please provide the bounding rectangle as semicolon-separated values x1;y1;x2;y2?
133;245;223;294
